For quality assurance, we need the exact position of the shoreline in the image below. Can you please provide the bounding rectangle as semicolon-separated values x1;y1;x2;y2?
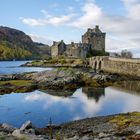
0;112;140;140
0;67;118;94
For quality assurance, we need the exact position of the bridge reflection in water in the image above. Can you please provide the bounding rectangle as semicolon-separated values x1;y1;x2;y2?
113;81;140;95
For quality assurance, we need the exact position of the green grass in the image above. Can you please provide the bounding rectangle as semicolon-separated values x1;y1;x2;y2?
0;80;32;86
110;112;140;127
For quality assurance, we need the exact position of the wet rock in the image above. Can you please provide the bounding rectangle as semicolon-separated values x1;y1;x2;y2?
2;123;16;132
20;120;33;131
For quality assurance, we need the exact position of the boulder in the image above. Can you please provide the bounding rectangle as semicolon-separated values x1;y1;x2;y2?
20;121;34;131
2;123;16;132
12;129;23;137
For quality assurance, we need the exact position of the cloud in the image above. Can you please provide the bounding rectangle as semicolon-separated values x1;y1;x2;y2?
21;16;72;26
70;2;103;29
70;0;140;55
71;1;140;34
20;10;74;26
20;0;140;56
123;0;140;20
29;34;53;45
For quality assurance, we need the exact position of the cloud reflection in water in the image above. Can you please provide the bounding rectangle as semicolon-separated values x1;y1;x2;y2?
0;85;140;127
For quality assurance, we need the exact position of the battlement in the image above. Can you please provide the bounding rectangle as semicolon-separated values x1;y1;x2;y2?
51;26;106;58
82;25;105;52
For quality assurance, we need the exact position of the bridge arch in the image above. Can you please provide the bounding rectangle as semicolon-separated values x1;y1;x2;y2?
94;61;97;70
98;61;102;70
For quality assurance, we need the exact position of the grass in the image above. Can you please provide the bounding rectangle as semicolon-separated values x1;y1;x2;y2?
29;58;85;67
0;80;35;94
110;112;140;127
0;80;33;86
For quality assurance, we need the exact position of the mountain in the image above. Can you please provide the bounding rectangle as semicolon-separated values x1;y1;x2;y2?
0;26;50;60
35;42;51;56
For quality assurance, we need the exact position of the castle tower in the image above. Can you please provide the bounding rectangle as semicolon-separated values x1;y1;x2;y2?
82;25;106;53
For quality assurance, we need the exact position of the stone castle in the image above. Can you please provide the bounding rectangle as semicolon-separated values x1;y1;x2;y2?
51;25;106;58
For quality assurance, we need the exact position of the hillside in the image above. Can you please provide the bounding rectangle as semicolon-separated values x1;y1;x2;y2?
35;42;51;58
0;26;50;60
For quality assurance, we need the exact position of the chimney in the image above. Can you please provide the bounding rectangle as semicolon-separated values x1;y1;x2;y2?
87;28;92;32
95;25;99;29
53;41;56;45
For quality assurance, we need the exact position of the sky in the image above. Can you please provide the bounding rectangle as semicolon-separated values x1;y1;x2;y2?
0;0;140;57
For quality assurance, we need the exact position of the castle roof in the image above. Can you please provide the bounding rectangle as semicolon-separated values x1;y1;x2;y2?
87;26;102;34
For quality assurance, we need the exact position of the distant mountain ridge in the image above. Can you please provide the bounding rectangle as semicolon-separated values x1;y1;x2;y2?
0;26;50;60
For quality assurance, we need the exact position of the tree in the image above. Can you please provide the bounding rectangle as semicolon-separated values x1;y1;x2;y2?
121;50;133;58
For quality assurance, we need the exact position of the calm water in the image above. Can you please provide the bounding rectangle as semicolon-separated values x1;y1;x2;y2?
0;61;51;74
0;87;140;128
0;61;140;128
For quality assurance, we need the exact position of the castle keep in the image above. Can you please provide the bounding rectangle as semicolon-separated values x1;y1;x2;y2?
51;26;106;58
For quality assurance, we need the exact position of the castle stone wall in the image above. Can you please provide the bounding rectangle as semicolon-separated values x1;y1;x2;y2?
51;26;105;58
51;45;58;57
89;56;140;77
82;26;105;53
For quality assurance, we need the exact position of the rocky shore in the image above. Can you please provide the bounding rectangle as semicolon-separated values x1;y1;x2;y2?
0;112;140;140
0;68;119;94
21;58;87;68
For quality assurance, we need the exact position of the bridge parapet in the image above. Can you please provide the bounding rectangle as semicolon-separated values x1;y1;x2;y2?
89;56;109;70
88;56;140;77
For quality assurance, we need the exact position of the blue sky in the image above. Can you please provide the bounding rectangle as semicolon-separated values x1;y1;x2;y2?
0;0;140;57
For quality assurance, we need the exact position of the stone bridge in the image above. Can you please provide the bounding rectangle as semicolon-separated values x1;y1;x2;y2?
88;56;140;77
88;56;107;70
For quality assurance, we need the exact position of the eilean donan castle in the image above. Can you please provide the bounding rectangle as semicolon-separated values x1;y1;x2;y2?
51;25;106;58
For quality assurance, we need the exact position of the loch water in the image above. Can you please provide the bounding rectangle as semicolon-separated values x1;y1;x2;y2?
0;61;140;128
0;61;51;74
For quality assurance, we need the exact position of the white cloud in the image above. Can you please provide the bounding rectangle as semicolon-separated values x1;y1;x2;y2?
70;2;102;29
123;0;140;20
70;0;140;56
20;10;74;26
21;16;72;26
20;0;140;57
29;34;53;45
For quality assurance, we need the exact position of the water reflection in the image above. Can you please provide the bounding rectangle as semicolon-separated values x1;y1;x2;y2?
114;81;140;95
40;89;76;97
0;85;140;128
82;87;105;102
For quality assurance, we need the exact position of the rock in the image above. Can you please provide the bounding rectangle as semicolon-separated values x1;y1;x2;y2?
66;135;79;140
12;129;23;138
20;120;33;131
12;129;47;140
2;123;16;132
0;132;16;140
99;132;107;138
26;128;36;134
80;135;93;140
136;130;140;135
